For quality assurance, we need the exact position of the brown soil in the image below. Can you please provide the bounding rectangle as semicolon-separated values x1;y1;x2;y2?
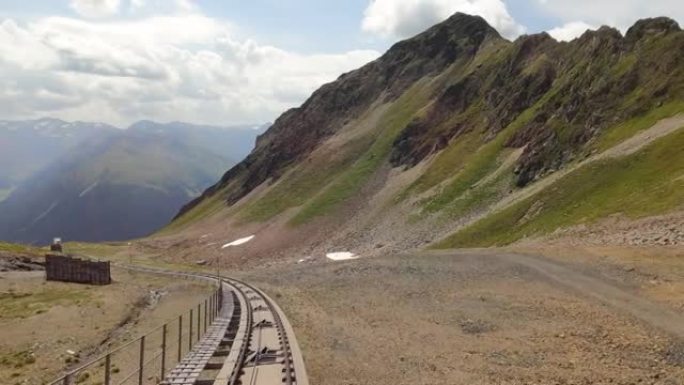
242;249;684;385
530;211;684;247
510;243;684;310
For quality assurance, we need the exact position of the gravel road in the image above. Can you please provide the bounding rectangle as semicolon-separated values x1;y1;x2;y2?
244;249;684;385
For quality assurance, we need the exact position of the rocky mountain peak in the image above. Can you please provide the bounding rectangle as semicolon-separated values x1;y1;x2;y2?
178;13;510;215
626;17;681;43
420;12;501;42
384;12;502;66
577;25;623;43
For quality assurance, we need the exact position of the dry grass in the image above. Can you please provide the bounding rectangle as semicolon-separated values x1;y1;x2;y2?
0;267;213;385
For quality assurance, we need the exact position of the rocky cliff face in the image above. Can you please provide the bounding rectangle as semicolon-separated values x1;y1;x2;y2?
169;14;684;262
177;13;502;216
391;17;683;186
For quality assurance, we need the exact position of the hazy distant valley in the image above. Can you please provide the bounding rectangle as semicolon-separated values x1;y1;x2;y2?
0;119;265;244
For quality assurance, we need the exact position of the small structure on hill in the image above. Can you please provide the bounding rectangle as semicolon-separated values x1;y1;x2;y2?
50;237;63;253
45;254;111;285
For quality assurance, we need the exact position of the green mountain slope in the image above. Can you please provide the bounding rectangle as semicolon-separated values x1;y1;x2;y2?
437;121;684;248
167;14;684;258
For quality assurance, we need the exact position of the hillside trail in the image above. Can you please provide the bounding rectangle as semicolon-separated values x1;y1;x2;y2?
490;113;684;215
427;249;684;339
423;114;684;249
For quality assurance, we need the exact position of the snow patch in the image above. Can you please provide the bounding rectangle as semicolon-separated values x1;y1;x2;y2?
30;200;59;226
221;235;255;248
326;252;358;261
297;256;313;264
78;181;99;198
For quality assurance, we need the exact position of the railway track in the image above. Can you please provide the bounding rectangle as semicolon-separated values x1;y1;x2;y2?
120;265;308;385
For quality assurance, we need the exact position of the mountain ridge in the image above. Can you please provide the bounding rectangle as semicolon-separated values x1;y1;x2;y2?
176;13;504;218
160;14;683;265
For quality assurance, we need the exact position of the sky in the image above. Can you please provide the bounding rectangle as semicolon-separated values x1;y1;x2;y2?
0;0;682;127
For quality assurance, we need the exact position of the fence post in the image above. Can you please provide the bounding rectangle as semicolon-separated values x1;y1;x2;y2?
138;336;145;385
104;354;111;385
189;309;193;351
178;315;183;362
216;288;219;314
204;299;208;333
161;323;167;379
197;303;201;341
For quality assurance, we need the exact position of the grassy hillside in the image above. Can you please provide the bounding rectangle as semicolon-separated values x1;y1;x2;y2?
436;125;684;248
0;242;42;256
236;133;374;223
289;80;435;224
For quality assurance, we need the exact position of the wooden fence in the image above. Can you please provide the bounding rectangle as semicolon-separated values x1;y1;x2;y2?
45;254;111;285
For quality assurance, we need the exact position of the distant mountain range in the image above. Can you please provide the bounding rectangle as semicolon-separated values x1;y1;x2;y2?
0;119;266;244
0;118;116;201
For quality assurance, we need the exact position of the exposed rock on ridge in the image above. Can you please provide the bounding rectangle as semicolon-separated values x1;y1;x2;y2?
176;13;501;217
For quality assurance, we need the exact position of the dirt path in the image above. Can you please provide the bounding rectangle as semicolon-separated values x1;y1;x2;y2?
486;114;684;220
429;250;684;338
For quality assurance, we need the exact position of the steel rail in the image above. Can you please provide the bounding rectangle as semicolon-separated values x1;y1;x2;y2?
222;277;296;385
220;279;254;385
49;262;305;385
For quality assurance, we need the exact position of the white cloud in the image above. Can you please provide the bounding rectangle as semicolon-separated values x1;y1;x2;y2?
362;0;525;40
129;0;146;10
0;20;59;70
547;21;595;41
537;0;684;32
70;0;121;18
0;12;379;127
125;0;198;15
174;0;197;13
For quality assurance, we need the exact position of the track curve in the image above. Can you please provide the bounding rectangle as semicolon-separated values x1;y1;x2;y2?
118;264;308;385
